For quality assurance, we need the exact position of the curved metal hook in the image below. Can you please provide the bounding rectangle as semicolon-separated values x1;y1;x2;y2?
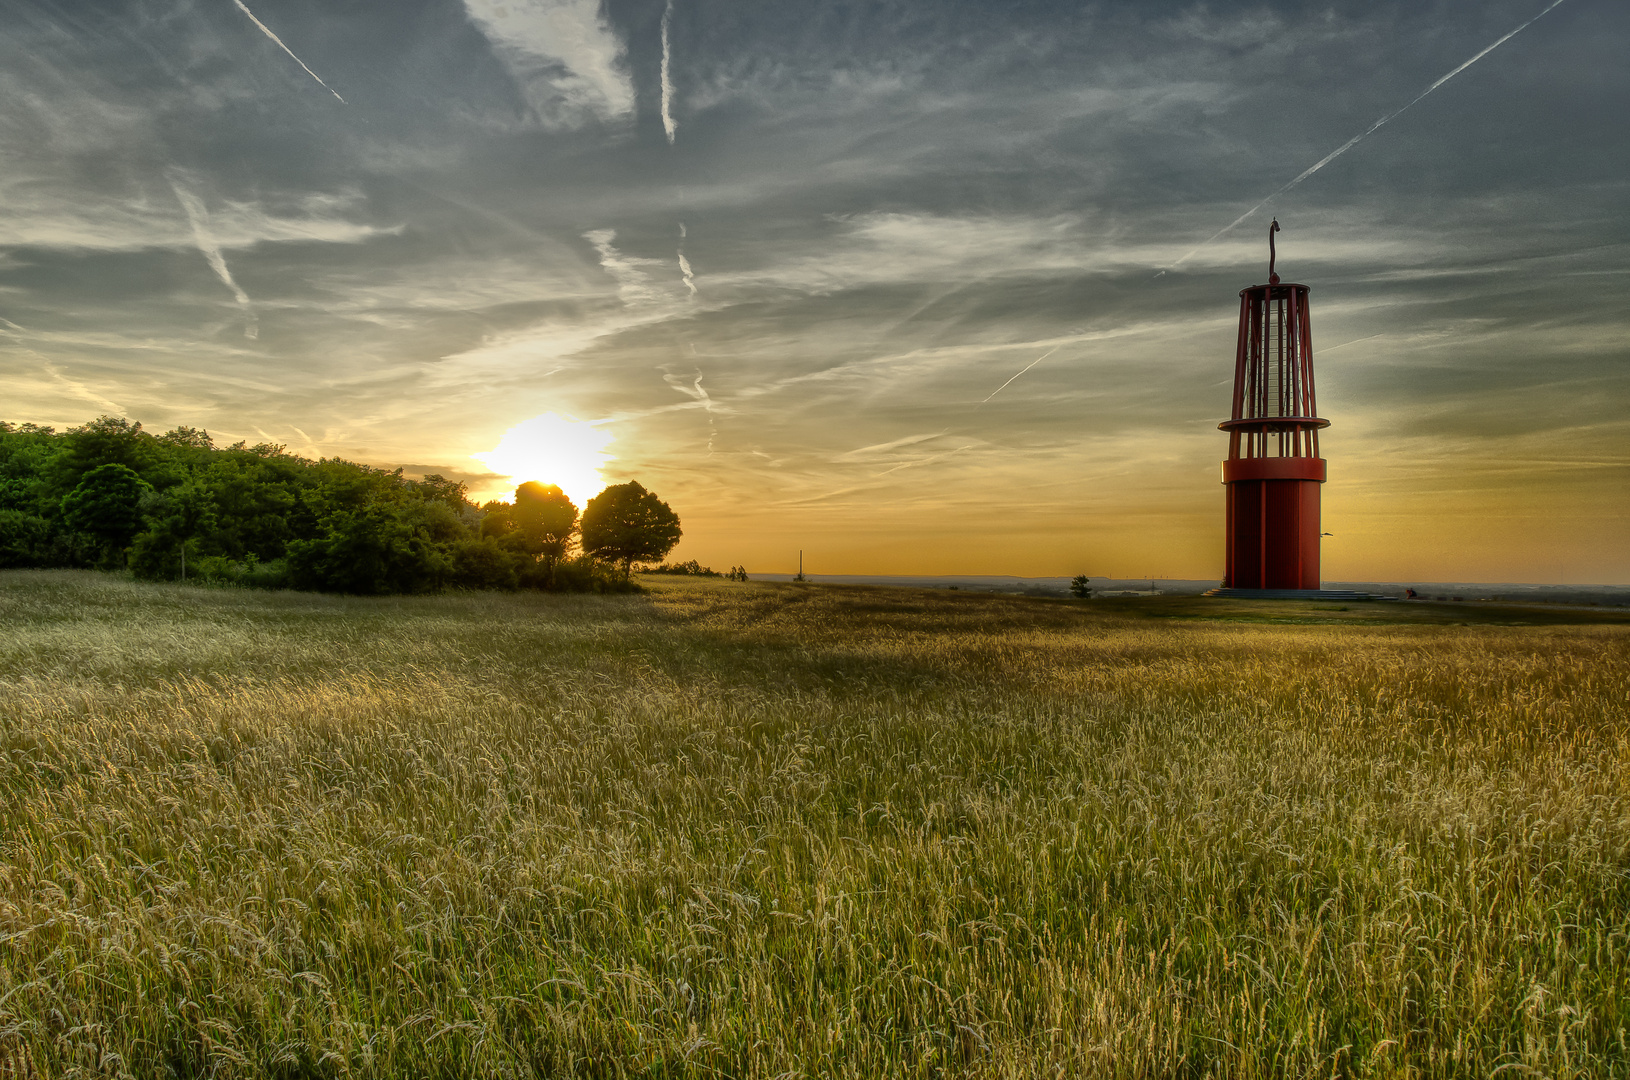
1268;219;1281;283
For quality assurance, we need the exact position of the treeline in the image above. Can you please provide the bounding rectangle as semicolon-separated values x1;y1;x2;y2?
0;417;683;594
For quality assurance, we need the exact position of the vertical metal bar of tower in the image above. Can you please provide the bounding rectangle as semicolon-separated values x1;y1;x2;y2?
1231;295;1249;459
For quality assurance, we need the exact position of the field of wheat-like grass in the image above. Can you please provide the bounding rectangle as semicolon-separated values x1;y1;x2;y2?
1;569;1628;1078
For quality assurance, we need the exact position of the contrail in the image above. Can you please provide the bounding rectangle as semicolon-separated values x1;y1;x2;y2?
874;444;975;478
981;346;1057;404
677;222;696;295
659;0;677;143
695;371;715;452
170;180;258;339
232;0;346;103
664;367;715;450
1162;0;1571;274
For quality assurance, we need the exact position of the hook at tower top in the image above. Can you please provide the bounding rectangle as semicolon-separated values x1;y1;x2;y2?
1268;219;1281;284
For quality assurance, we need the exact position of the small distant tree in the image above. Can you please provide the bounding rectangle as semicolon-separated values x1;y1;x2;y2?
581;481;681;579
1069;574;1093;598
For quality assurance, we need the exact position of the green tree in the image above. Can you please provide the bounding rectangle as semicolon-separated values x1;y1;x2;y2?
448;537;524;590
130;482;218;580
286;504;450;595
51;416;151;495
1069;574;1093;598
202;457;298;560
0;510;54;568
60;463;153;565
509;482;578;578
155;426;214;450
415;473;471;513
580;481;682;579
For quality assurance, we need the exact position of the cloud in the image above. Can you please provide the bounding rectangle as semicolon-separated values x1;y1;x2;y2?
169;178;257;339
0;184;388;254
677;222;696;295
584;228;691;311
835;432;946;461
40;360;128;416
660;0;677;143
663;368;717;451
462;0;634;125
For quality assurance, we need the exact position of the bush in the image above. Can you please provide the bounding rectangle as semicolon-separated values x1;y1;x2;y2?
533;554;642;594
449;537;523;591
642;559;720;577
170;554;293;589
287;506;449;595
0;510;58;569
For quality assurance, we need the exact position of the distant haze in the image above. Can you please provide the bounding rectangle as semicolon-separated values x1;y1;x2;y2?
1;0;1624;582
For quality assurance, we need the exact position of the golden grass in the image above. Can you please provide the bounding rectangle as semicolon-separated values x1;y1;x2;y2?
1;569;1628;1078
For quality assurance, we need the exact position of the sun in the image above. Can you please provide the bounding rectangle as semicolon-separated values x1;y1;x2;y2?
474;413;614;510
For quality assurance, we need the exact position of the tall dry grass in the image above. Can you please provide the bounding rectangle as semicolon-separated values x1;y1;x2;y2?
1;569;1627;1077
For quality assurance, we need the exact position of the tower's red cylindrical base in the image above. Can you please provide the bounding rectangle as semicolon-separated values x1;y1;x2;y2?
1222;458;1325;590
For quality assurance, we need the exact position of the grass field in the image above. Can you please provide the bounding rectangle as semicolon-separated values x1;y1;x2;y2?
2;570;1628;1078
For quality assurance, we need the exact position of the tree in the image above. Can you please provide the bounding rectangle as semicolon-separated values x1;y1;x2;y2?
580;481;681;579
130;481;217;580
415;473;470;513
1069;574;1093;598
509;482;578;576
156;426;214;450
0;510;54;568
286;504;449;595
52;416;150;495
60;463;153;565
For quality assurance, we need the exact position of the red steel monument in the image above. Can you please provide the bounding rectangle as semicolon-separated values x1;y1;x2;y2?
1218;221;1329;593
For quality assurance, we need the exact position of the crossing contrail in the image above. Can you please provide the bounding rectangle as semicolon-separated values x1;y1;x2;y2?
170;179;258;339
1161;0;1571;274
232;0;346;103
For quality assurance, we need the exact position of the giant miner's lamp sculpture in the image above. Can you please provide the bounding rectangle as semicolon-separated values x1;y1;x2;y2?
1209;222;1349;598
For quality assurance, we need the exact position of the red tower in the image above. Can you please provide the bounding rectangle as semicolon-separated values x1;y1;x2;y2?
1220;221;1328;591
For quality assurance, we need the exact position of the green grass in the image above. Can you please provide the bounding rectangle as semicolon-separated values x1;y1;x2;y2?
2;570;1628;1078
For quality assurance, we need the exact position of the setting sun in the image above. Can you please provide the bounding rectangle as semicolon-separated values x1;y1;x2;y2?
474;413;614;510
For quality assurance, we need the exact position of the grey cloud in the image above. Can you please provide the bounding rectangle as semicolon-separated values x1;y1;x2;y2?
461;0;635;126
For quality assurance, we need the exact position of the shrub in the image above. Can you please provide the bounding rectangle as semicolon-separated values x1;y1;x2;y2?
642;559;720;577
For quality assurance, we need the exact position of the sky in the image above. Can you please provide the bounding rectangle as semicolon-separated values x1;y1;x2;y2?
1;0;1625;582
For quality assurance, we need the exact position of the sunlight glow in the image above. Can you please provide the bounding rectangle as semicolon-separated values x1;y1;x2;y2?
475;412;613;510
